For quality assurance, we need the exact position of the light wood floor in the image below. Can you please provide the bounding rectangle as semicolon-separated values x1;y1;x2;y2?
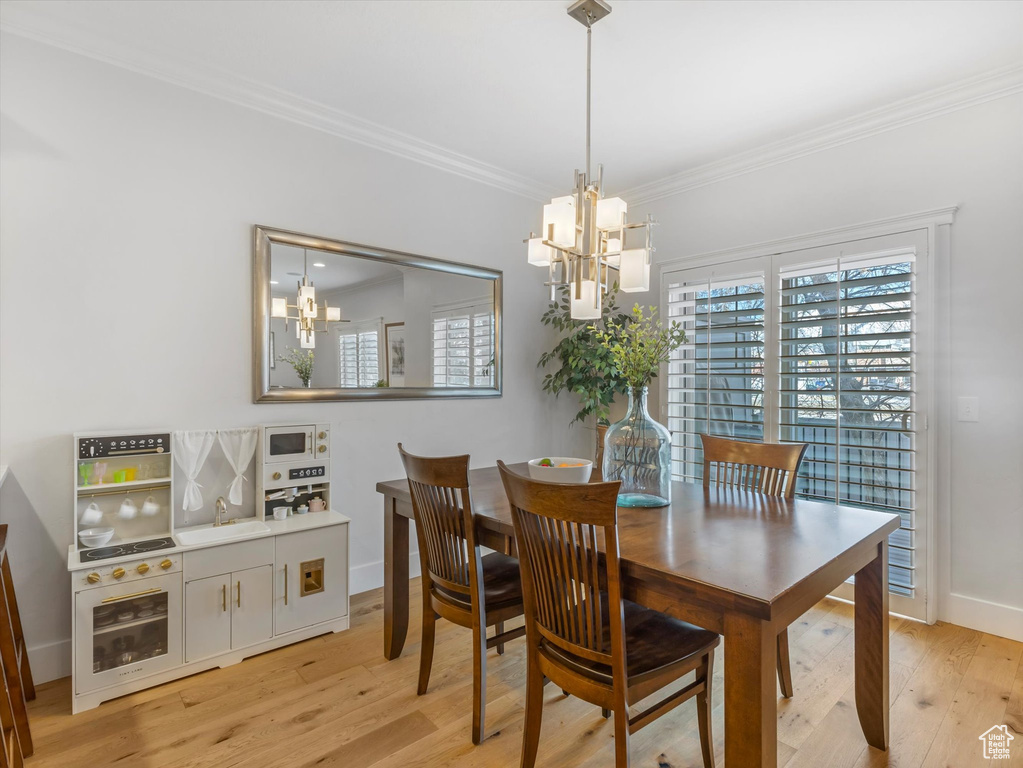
27;581;1023;768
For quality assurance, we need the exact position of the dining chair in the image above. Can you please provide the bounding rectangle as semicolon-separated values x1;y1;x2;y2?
497;461;719;768
699;433;808;698
397;444;526;745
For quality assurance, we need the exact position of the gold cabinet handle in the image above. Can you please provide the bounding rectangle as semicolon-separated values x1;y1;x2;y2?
237;580;241;608
284;564;288;606
222;583;227;612
101;587;161;604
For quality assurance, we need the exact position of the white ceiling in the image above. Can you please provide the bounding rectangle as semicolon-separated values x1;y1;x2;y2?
271;244;401;294
2;0;1021;199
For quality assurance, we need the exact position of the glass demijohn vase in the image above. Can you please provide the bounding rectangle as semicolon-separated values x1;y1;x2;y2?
602;386;671;507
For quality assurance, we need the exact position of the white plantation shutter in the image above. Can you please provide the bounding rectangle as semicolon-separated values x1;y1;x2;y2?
433;303;495;388
667;274;766;483
664;231;929;617
338;321;381;388
778;254;917;597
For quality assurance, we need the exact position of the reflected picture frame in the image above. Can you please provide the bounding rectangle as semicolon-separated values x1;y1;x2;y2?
384;322;405;387
253;225;502;402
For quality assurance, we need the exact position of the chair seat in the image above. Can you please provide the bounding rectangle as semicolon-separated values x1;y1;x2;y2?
543;597;719;683
434;551;523;611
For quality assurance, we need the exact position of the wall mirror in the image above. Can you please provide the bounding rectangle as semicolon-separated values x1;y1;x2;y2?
254;226;502;402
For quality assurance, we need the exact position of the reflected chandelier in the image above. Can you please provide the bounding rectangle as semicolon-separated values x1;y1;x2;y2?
525;0;655;320
270;249;345;348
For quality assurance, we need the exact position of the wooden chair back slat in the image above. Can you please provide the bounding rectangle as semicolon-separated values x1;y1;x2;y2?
498;463;623;667
700;434;808;499
399;444;477;597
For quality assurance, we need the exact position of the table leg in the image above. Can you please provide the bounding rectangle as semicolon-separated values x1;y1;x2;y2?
723;612;777;768
854;538;889;750
383;497;410;660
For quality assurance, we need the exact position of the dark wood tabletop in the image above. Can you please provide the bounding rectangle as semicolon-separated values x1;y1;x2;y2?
375;463;899;622
376;463;900;768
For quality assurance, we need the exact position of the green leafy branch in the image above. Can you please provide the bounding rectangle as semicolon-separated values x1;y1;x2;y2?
593;304;686;389
279;348;314;385
537;283;632;425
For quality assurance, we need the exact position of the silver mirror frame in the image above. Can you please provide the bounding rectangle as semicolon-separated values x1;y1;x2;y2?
253;225;503;403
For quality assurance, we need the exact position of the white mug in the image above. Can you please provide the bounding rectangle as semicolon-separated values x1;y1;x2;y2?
272;506;290;521
140;496;160;517
80;502;103;526
118;498;138;520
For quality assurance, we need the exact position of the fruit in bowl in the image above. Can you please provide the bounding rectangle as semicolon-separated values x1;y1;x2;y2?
527;457;593;484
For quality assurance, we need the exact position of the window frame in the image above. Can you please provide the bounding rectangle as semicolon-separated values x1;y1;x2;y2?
659;209;954;624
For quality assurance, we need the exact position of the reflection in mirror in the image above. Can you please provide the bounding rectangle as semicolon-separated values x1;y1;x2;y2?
254;228;501;402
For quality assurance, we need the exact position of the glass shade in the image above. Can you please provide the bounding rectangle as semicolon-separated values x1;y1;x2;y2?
527;237;553;267
596;197;627;230
569;279;602;320
543;195;576;248
325;306;341;322
619;248;650;293
271;297;288;318
299;285;317;319
299;327;315;349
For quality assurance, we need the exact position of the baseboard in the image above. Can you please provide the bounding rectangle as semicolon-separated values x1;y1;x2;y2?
942;592;1023;642
27;638;72;684
350;551;421;597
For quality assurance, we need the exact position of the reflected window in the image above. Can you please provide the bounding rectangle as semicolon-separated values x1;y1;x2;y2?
339;321;382;388
432;302;494;388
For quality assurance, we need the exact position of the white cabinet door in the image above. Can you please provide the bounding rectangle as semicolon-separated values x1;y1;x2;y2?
231;565;273;650
275;524;348;636
184;575;231;662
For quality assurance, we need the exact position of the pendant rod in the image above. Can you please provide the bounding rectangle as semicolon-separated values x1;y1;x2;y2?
585;20;592;182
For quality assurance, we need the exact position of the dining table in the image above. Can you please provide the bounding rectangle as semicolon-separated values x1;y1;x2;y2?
376;464;900;768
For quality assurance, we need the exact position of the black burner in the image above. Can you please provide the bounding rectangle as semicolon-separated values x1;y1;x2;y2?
81;537;175;562
83;546;127;561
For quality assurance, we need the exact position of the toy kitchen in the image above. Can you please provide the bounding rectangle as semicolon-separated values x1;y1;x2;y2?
67;423;349;713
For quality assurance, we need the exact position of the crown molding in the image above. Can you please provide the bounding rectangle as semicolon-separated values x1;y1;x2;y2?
622;65;1023;206
0;19;558;203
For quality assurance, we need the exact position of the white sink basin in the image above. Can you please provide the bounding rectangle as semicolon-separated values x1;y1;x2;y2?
176;520;271;546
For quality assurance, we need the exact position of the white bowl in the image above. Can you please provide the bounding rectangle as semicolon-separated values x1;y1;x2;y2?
79;527;115;548
527;457;593;484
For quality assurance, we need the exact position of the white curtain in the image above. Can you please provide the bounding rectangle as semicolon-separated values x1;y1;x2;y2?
173;430;216;515
218;428;258;507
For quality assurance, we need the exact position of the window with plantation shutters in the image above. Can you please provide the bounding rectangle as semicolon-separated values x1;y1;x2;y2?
432;302;495;388
338;321;381;388
667;274;766;483
663;230;930;618
778;254;916;597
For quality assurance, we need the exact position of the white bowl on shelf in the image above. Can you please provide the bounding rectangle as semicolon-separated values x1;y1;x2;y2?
526;457;593;484
79;527;115;548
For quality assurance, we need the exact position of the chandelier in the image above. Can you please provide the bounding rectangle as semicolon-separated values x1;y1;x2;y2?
270;249;345;348
526;0;655;320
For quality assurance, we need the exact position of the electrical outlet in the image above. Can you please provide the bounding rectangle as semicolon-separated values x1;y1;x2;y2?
957;396;980;422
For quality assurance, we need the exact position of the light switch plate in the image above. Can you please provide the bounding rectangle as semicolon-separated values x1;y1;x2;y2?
957;396;980;422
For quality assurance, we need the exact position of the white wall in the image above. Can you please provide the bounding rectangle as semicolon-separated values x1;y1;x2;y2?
641;93;1023;639
0;34;586;681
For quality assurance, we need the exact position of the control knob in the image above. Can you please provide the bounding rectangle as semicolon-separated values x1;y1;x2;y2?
86;572;101;584
318;445;326;453
112;567;126;580
137;563;150;575
160;559;173;570
272;472;282;480
318;431;327;439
